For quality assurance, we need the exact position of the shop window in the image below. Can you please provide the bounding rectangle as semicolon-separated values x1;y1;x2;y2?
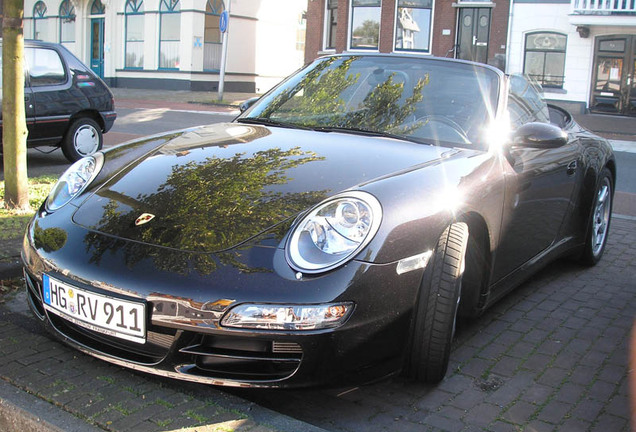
350;0;381;50
524;32;567;89
125;0;144;69
159;0;181;69
395;0;432;52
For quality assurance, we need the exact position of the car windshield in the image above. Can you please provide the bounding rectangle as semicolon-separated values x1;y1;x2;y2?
240;55;500;148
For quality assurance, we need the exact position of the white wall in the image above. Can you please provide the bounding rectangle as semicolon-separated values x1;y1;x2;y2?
21;0;308;91
508;3;592;104
509;2;636;108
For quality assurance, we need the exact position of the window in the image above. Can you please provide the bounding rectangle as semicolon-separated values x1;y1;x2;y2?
26;47;66;86
125;0;144;69
204;0;223;70
523;32;566;89
324;0;338;50
91;0;105;14
395;0;432;52
59;0;75;44
350;0;381;50
297;13;306;52
33;1;49;41
159;0;181;69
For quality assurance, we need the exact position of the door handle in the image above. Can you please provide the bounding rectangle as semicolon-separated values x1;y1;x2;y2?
567;160;578;176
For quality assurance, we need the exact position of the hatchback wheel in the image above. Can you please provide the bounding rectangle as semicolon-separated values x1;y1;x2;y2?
62;118;103;162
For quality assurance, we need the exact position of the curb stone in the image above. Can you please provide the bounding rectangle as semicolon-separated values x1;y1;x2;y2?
0;379;103;432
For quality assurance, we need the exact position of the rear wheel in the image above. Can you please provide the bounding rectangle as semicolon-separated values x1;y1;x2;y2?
407;223;469;383
580;168;613;266
62;118;103;162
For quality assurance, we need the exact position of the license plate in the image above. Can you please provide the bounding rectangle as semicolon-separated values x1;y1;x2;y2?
42;274;146;344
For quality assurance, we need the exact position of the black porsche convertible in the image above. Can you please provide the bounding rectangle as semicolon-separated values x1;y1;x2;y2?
22;54;615;388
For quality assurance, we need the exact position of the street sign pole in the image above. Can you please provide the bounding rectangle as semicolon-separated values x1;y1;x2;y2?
217;2;231;101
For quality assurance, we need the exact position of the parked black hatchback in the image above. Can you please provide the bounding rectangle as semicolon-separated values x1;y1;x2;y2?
0;40;117;162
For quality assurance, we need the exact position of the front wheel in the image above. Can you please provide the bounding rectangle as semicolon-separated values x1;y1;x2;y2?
406;223;469;383
580;168;613;265
62;118;103;162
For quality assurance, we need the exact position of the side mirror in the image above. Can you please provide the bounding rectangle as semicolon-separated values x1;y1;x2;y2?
512;122;568;149
239;97;260;113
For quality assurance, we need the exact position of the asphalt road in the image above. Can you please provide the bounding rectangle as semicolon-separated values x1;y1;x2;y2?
19;107;236;179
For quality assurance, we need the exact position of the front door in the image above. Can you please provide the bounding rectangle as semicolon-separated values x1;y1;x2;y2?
456;8;491;64
590;35;636;116
90;18;105;78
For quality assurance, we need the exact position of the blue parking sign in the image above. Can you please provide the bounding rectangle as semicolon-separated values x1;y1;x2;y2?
220;11;229;33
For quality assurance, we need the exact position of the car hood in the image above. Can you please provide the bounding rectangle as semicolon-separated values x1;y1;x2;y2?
73;122;460;253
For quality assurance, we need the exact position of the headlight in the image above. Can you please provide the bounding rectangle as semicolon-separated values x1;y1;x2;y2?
45;153;103;212
286;191;382;273
221;302;354;331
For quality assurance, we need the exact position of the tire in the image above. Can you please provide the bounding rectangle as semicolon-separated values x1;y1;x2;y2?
580;167;613;266
407;222;469;383
61;118;103;162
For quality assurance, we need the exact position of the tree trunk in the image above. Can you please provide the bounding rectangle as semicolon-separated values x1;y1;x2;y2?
2;0;29;211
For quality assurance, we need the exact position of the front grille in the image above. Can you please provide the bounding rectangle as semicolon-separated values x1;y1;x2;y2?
48;314;177;364
177;335;303;381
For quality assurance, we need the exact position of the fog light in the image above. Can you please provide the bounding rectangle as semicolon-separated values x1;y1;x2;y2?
221;302;354;331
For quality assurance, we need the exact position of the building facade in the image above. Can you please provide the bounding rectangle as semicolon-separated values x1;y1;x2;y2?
22;0;308;93
507;0;636;115
305;0;511;70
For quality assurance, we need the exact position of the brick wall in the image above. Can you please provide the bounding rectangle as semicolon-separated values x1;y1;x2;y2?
379;0;396;53
305;0;324;63
304;0;510;67
431;0;459;58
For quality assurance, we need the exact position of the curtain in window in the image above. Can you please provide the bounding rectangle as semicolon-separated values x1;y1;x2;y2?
160;0;181;69
125;0;144;68
204;0;224;70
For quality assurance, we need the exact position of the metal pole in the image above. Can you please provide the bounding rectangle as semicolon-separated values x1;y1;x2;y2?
218;0;231;101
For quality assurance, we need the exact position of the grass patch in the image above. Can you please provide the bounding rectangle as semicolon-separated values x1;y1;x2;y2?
0;175;58;241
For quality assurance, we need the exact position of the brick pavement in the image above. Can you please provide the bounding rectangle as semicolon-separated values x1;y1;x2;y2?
0;297;326;431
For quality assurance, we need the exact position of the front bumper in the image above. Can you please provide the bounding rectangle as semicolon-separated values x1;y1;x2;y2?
22;216;425;388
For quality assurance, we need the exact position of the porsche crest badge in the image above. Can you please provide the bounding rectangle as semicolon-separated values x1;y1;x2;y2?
135;213;155;226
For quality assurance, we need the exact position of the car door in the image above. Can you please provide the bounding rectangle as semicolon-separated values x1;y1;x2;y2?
24;45;82;145
492;76;581;282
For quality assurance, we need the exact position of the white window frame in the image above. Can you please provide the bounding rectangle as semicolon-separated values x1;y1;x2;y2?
393;0;434;54
347;0;382;52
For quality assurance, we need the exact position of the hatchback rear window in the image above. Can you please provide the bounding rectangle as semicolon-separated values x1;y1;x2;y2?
26;47;66;86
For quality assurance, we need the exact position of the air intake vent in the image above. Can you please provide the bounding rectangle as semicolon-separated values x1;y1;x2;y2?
272;341;302;354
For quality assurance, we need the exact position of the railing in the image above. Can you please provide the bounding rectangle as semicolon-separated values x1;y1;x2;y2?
571;0;636;14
